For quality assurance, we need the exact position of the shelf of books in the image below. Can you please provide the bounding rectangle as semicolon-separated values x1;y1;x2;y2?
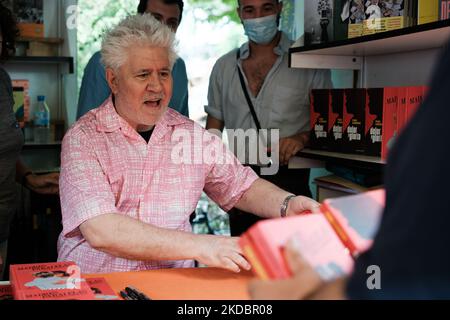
289;20;450;70
7;56;74;74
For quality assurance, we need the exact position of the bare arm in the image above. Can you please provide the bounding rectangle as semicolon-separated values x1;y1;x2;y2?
80;213;250;272
206;114;225;132
235;178;320;219
16;159;59;195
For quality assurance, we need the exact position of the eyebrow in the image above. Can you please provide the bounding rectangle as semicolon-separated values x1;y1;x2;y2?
135;67;171;73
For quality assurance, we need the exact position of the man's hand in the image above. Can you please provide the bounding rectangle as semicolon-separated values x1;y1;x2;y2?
195;235;251;273
286;195;321;217
248;237;323;300
25;172;60;195
278;132;308;166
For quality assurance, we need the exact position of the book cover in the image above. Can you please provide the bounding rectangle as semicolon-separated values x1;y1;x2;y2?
240;233;273;280
343;88;366;154
86;278;119;300
365;88;383;156
305;0;334;45
0;283;13;300
363;0;408;35
11;80;30;127
418;0;439;24
287;215;355;281
310;89;330;150
321;189;385;256
10;261;95;300
334;0;350;41
8;0;44;38
381;87;399;160
329;89;344;152
397;86;408;133
440;0;450;19
240;189;385;279
349;0;365;38
406;85;425;122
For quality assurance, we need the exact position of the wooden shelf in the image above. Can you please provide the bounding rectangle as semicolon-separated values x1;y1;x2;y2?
289;20;450;69
17;37;64;44
7;56;74;74
296;148;385;170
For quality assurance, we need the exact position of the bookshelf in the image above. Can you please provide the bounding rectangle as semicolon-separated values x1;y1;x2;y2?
289;20;450;167
289;20;450;70
7;56;74;74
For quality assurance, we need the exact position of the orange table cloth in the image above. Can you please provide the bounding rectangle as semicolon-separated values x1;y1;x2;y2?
85;267;255;300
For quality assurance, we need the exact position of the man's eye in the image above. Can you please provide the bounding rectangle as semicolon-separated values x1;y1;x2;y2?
137;74;148;79
160;71;170;79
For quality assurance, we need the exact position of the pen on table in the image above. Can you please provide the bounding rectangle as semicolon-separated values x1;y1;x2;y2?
126;286;151;300
124;287;141;300
120;290;134;300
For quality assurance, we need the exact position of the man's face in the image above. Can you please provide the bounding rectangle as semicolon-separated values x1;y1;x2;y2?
237;0;281;21
107;46;172;131
146;0;180;32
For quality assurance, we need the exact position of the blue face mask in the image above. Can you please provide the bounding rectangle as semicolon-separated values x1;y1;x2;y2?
242;14;278;45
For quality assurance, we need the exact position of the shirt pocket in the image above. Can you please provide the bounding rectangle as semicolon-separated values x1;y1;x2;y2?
270;85;310;134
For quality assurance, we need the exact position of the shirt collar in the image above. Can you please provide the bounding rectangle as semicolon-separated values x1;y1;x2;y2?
238;31;291;60
95;95;189;141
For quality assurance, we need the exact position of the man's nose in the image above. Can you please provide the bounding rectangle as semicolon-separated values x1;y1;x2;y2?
146;73;162;92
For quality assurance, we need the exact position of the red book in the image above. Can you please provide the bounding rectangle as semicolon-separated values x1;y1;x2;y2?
0;283;13;300
310;89;331;150
343;89;366;154
397;87;408;134
381;87;399;160
239;190;385;280
406;86;425;122
10;261;95;300
86;278;119;300
365;88;384;156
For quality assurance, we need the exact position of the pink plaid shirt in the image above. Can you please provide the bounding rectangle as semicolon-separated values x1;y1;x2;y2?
57;97;258;273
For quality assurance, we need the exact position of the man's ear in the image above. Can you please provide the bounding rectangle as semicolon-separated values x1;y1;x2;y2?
106;68;119;94
277;1;283;15
236;5;243;23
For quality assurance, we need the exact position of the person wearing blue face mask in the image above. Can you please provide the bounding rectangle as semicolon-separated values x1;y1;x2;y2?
205;0;333;236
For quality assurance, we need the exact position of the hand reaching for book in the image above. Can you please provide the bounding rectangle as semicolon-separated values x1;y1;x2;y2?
286;196;321;217
195;234;251;273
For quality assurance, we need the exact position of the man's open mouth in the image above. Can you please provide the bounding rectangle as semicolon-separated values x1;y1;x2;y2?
144;98;162;108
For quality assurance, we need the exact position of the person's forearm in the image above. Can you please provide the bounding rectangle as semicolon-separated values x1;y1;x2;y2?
16;158;32;183
206;114;224;132
80;213;206;262
235;178;292;219
293;131;309;148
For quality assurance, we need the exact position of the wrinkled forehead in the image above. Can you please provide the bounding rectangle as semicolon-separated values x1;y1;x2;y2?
122;45;170;71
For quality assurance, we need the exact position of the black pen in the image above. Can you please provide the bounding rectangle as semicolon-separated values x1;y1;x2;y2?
120;290;134;300
126;286;151;300
125;287;141;300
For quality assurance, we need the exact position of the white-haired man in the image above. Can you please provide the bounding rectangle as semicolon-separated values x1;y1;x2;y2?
57;14;319;273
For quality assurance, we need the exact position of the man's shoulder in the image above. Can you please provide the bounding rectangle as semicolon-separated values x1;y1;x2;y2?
216;48;239;65
164;108;196;128
65;108;102;143
85;51;103;71
210;48;239;77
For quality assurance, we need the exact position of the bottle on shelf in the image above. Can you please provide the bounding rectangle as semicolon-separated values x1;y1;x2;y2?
34;95;51;143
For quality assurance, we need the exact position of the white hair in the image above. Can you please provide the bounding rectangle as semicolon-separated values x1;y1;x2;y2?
101;13;178;71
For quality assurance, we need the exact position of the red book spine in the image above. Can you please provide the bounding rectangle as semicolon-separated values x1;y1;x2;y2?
320;203;358;256
381;87;399;160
